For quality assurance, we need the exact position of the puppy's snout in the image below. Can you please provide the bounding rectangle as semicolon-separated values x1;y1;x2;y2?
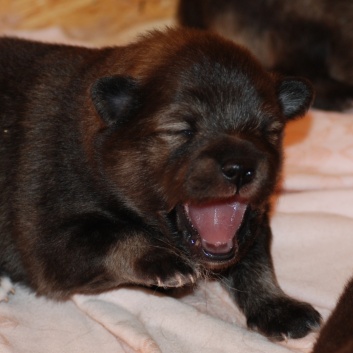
221;161;255;188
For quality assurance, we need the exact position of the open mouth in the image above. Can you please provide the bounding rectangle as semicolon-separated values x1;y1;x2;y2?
177;197;248;266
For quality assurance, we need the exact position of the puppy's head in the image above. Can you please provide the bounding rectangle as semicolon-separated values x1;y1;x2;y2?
91;28;313;269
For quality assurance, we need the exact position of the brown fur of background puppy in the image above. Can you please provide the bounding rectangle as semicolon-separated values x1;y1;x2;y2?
178;0;353;111
312;277;353;353
0;28;320;340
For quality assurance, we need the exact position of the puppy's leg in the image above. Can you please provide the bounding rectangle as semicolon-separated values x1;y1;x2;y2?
28;215;199;299
0;277;15;302
105;227;200;289
223;216;321;340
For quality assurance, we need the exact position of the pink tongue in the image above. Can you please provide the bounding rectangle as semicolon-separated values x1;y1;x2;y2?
186;200;247;254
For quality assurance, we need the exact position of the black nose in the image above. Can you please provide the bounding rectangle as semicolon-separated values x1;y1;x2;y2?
221;162;255;189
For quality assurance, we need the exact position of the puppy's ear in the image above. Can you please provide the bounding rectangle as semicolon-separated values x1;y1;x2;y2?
277;77;314;120
91;75;139;126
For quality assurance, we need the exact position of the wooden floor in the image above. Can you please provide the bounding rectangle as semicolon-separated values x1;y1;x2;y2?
0;0;178;44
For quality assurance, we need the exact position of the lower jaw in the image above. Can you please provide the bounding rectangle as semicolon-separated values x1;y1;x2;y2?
200;254;238;271
199;245;239;271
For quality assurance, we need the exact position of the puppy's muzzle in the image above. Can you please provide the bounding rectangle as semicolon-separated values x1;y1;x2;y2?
175;138;267;269
221;161;256;191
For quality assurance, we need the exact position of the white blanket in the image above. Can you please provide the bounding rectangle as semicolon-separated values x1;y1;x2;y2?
0;28;353;353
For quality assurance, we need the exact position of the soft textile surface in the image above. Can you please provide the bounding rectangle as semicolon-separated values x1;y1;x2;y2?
1;26;353;353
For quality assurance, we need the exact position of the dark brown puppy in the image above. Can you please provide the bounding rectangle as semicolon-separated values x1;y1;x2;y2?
178;0;353;111
0;28;320;340
313;277;353;353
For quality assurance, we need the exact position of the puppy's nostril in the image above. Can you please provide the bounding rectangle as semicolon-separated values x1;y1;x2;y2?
221;162;255;188
222;163;242;180
242;168;255;185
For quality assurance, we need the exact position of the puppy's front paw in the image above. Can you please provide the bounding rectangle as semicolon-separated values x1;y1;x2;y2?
136;250;200;288
0;277;15;303
247;296;322;340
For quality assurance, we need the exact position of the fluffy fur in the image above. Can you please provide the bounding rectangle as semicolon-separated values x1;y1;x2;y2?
0;28;320;340
313;277;353;353
178;0;353;111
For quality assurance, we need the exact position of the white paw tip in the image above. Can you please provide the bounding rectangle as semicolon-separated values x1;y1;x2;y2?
0;277;15;303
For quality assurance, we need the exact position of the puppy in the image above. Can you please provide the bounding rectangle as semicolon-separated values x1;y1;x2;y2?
0;28;320;340
178;0;353;111
313;277;353;353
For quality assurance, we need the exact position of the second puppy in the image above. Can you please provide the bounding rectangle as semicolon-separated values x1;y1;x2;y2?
178;0;353;111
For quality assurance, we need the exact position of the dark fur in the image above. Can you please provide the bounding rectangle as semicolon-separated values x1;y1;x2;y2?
313;277;353;353
0;28;320;340
178;0;353;111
